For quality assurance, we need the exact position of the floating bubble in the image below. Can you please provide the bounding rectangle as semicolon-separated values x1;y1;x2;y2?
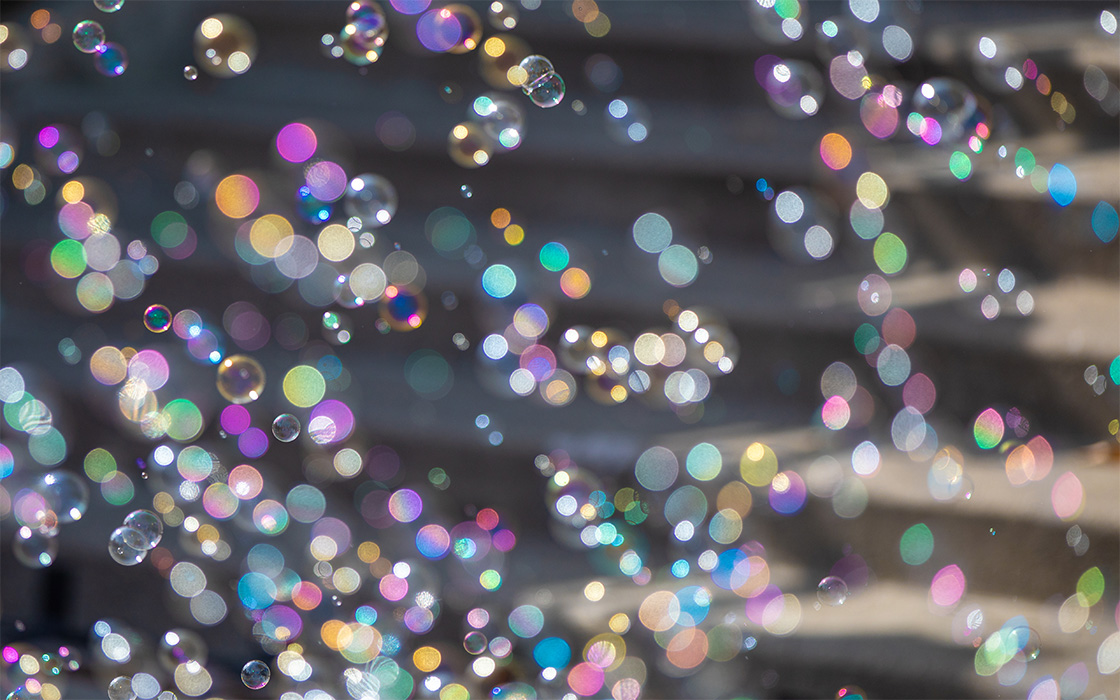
94;42;129;77
973;408;1004;449
241;660;269;690
448;122;493;168
14;527;58;568
488;1;518;30
817;576;849;606
526;72;565;108
143;304;172;332
216;355;266;404
819;133;852;170
95;0;125;12
122;510;162;549
761;58;825;118
271;414;300;442
108;526;147;566
194;14;257;78
911;78;983;143
34;471;89;523
1047;164;1076;207
72;21;105;53
605;97;651;144
472;94;525;149
183;65;198;80
107;676;135;700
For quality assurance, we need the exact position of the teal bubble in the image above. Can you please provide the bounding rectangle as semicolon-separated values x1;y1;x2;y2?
949;151;972;180
538;242;569;271
854;323;880;354
899;523;934;565
1109;355;1120;385
1048;163;1076;207
1091;202;1118;243
482;264;517;298
404;349;453;399
533;637;570;669
685;442;722;481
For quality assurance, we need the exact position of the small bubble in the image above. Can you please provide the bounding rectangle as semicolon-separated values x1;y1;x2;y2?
183;65;198;80
460;184;473;198
817;576;849;606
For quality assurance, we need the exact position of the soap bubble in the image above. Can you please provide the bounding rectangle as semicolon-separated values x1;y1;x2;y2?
343;174;398;227
183;65;198;81
910;78;985;143
95;0;126;13
143;304;172;332
107;676;135;700
33;471;89;523
760;59;825;119
216;354;266;404
94;42;129;77
72;21;106;53
525;73;565;108
604;97;651;144
122;510;162;549
108;526;147;566
346;0;389;50
517;55;554;87
158;629;208;670
817;576;849;605
471;94;525;150
194;14;257;78
488;1;518;30
272;414;301;442
448;122;493;168
241;660;270;690
14;527;59;568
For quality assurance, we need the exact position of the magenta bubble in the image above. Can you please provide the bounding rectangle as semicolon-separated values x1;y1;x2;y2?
220;404;251;435
416;524;451;559
276;123;317;163
38;127;60;149
309;399;354;443
129;349;170;390
492;528;516;552
365;445;400;481
768;471;807;515
521;344;557;381
745;584;782;625
930;564;966;607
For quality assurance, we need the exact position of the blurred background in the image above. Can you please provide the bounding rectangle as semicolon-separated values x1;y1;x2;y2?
0;1;1118;699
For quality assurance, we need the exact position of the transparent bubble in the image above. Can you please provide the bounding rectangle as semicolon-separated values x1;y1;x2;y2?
14;528;58;568
343;174;398;227
122;510;162;549
346;0;389;50
761;60;824;119
94;42;129;77
216;354;266;404
108;526;147;566
95;0;126;12
1;23;32;72
604;97;651;144
517;55;554;86
910;78;984;143
526;72;565;108
158;629;207;671
183;65;198;81
107;676;136;700
817;576;849;605
194;14;258;78
340;26;383;65
272;414;301;442
143;304;172;332
443;4;483;54
33;470;89;523
448;122;494;168
471;94;525;150
72;21;106;54
241;660;270;690
488;0;518;30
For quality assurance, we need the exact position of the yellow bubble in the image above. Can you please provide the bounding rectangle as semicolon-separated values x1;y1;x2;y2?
12;164;34;190
214;174;260;219
507;65;528;86
413;646;441;672
855;172;889;209
250;214;294;258
584;580;605;601
608;612;631;634
740;442;778;486
283;365;326;408
61;180;85;203
503;224;524;245
483;36;506;57
90;346;127;385
317;224;355;262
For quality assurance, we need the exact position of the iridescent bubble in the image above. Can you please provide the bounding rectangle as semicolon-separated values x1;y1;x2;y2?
194;14;257;78
817;576;849;605
14;528;58;568
344;174;397;227
448;122;493;168
488;1;518;30
271;414;300;442
122;510;162;549
241;660;270;690
216;354;266;404
95;0;125;12
526;72;565;108
108;526;147;566
143;304;172;332
34;471;89;523
72;21;106;53
759;58;825;118
604;97;651;144
183;65;198;80
346;0;389;51
470;94;525;150
107;676;135;700
910;78;983;143
94;43;129;77
518;54;554;86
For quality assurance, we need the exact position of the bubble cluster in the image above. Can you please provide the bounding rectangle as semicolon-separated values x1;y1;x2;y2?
515;54;565;108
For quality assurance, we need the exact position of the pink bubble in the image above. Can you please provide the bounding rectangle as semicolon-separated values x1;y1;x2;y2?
492;528;516;552
416;524;450;559
276;123;317;163
903;373;936;414
379;573;408;601
1027;676;1058;700
1050;472;1084;520
58;201;95;240
388;488;422;523
220;405;251;434
920;117;942;145
567;661;605;697
38;126;60;149
305;161;347;202
930;564;966;607
821;396;851;430
128;349;170;390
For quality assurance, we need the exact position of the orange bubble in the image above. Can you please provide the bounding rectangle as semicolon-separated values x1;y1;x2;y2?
665;627;708;669
560;267;591;299
215;174;260;219
1004;445;1033;486
820;133;852;170
490;207;511;228
1025;435;1053;481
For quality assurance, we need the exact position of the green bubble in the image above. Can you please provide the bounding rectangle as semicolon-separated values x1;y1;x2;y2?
425;207;474;255
480;569;502;590
101;471;134;506
854;323;880;354
28;428;67;466
774;0;800;19
404;350;453;400
150;210;188;248
850;201;884;240
1076;566;1104;606
685;442;722;481
538;242;569;272
84;447;118;483
949;151;972;180
899;523;934;565
163;398;203;442
51;239;87;278
283;365;326;408
873;232;907;275
1014;148;1035;176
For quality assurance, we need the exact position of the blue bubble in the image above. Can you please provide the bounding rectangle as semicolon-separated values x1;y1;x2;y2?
532;637;571;669
1091;201;1118;243
671;559;690;578
482;264;517;298
237;572;277;610
1047;163;1076;207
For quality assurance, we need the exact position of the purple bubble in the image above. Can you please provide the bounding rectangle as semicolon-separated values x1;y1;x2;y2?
309;399;354;444
305;161;347;202
416;8;462;52
239;427;269;458
365;445;400;482
276;123;317;164
390;0;431;14
768;471;807;515
416;524;451;559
